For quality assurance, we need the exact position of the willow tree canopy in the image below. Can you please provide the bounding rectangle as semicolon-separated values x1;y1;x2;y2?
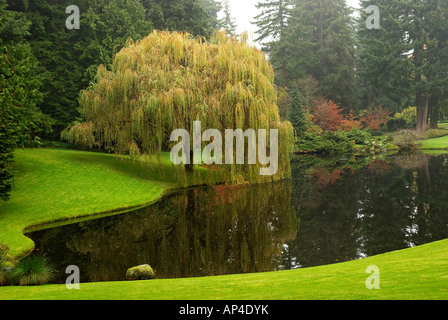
64;30;294;183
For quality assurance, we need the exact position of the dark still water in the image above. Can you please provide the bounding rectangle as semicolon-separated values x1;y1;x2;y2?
27;153;448;283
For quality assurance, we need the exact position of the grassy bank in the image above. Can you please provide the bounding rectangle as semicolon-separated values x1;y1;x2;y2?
1;148;447;300
0;238;447;300
380;126;448;152
418;133;448;150
0;148;211;260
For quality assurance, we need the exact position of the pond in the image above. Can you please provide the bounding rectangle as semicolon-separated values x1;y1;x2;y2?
27;153;448;284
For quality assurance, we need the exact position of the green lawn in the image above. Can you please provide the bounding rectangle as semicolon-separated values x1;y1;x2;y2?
1;148;447;300
0;148;210;260
418;133;448;150
0;238;447;300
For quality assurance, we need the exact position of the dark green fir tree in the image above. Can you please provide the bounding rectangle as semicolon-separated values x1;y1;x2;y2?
0;0;52;201
219;0;237;35
270;0;358;110
141;0;213;37
357;0;412;114
252;0;293;53
198;0;223;31
288;90;307;136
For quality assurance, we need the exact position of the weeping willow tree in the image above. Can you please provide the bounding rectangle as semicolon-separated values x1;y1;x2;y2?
63;30;294;184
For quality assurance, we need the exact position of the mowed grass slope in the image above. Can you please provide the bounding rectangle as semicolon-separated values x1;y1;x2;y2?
0;148;447;300
0;148;206;259
0;238;447;300
416;124;448;150
418;134;448;150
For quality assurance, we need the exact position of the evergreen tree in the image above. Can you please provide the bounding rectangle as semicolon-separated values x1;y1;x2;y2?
252;0;293;52
8;0;152;136
141;0;213;37
357;0;448;130
0;0;52;201
425;0;448;128
288;90;307;136
405;0;448;131
271;0;358;110
219;0;237;35
198;0;223;31
357;0;412;113
406;0;431;131
416;0;448;129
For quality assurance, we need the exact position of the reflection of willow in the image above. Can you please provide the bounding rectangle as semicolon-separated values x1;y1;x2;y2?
66;182;298;281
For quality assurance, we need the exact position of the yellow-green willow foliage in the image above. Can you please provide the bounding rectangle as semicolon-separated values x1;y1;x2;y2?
64;30;294;183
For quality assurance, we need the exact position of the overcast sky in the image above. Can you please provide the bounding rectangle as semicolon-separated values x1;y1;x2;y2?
226;0;361;46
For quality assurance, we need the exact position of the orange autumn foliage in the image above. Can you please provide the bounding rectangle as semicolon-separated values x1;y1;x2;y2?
361;106;391;130
340;110;362;131
312;97;362;132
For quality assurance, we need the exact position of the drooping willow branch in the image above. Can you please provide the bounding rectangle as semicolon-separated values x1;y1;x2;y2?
63;30;294;183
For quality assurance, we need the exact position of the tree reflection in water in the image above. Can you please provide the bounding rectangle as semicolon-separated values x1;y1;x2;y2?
28;154;448;283
285;153;448;269
29;182;298;283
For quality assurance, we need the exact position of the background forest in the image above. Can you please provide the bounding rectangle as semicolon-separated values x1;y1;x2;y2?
1;0;448;201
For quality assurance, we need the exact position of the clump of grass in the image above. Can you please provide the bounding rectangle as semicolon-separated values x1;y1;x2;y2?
10;255;55;286
0;245;10;286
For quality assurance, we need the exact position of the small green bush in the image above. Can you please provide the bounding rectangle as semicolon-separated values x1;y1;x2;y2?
295;132;324;153
320;131;355;155
386;118;408;131
394;107;417;128
344;129;374;145
10;255;55;286
295;131;355;155
391;129;418;150
370;129;385;137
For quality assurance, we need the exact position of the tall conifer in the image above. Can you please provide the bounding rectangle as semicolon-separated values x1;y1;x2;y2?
357;0;412;113
219;0;237;35
0;0;51;201
198;0;223;31
271;0;358;110
252;0;293;52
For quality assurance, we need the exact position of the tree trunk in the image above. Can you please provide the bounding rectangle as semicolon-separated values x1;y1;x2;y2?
423;95;429;131
416;91;425;132
416;89;429;133
430;102;439;129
